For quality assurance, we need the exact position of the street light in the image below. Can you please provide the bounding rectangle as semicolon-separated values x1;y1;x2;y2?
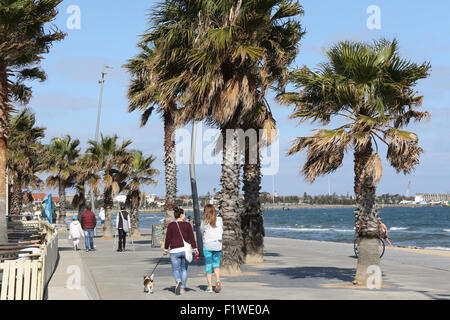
90;65;113;213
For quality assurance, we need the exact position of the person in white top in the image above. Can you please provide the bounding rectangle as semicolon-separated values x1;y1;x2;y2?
33;206;41;221
69;216;84;251
200;204;223;293
99;207;106;230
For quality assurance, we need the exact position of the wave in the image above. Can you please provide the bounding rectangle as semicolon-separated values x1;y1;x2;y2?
443;229;450;233
389;227;408;231
424;246;450;252
265;227;353;233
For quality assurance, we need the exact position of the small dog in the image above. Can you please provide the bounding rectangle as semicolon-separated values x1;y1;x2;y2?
144;274;154;294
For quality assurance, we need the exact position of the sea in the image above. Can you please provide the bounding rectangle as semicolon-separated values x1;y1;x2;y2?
124;206;450;251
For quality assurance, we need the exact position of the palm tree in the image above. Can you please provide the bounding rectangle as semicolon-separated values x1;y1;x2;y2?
132;0;304;273
71;154;95;215
125;45;183;231
170;0;304;274
0;0;65;242
125;150;159;237
278;39;431;284
241;104;277;264
86;134;133;238
44;135;80;223
7;108;46;213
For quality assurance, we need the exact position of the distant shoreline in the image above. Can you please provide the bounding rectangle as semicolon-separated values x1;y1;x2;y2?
64;203;436;217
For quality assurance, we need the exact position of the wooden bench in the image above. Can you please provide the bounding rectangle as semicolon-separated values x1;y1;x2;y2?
0;260;43;300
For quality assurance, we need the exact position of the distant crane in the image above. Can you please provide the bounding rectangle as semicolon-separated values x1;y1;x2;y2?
405;181;412;198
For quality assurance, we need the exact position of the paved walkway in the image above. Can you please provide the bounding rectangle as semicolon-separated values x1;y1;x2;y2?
46;230;450;300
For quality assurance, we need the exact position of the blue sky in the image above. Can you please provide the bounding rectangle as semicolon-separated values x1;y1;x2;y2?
27;0;450;197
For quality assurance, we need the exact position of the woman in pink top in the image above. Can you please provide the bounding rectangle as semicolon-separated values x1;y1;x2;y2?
163;207;199;295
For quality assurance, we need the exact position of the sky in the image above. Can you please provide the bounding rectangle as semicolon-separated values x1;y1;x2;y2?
25;0;450;197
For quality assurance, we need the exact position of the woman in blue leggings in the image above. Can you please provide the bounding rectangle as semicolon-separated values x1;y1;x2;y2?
200;205;223;293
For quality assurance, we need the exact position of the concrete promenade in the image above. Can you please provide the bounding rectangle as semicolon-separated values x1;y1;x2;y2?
46;229;450;300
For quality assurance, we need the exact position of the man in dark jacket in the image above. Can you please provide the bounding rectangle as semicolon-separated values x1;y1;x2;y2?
80;204;97;252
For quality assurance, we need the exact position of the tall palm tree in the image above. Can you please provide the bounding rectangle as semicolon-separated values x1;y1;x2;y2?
125;45;183;231
170;0;304;273
0;0;65;242
44;135;80;223
278;39;431;284
133;0;304;272
7;108;46;213
241;104;277;264
86;134;133;238
125;150;159;237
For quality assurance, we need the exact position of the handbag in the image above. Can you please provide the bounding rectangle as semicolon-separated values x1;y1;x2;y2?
119;211;129;233
176;222;193;263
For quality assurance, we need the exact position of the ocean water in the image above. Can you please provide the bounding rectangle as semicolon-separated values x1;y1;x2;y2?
133;206;450;251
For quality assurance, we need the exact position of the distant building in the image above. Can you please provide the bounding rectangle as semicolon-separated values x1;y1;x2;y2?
24;193;60;207
145;194;156;204
208;196;221;205
414;194;450;203
113;195;127;203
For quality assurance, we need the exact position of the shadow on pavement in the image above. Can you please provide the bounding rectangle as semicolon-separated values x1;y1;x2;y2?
266;266;355;282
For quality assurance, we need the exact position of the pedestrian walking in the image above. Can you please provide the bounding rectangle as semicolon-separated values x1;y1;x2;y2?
99;207;106;230
68;216;84;251
163;207;199;295
115;204;131;252
80;204;97;252
200;204;223;293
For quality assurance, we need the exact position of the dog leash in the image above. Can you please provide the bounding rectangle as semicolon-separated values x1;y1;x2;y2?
148;255;165;276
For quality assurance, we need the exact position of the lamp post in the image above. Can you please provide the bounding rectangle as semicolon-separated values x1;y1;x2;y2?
190;120;203;257
90;65;113;213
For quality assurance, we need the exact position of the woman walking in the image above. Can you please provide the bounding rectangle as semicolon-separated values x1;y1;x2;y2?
163;207;198;295
200;204;223;293
115;204;131;252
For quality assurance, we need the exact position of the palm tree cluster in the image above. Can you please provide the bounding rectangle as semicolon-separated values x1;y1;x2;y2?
128;1;430;280
7;111;159;238
126;0;305;273
0;0;66;242
1;0;431;285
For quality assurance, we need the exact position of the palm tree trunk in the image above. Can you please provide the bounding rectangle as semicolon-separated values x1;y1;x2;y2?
103;188;114;238
163;111;177;230
77;184;86;215
130;192;141;237
242;142;264;264
190;120;203;256
10;175;23;214
0;63;9;243
220;128;244;274
58;181;66;224
353;141;381;285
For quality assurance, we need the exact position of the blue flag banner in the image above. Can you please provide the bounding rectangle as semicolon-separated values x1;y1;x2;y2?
42;194;53;224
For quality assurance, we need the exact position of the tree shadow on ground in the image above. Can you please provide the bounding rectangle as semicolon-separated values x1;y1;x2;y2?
264;252;281;257
266;266;355;282
162;286;197;294
132;240;152;245
143;257;171;266
58;247;78;252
